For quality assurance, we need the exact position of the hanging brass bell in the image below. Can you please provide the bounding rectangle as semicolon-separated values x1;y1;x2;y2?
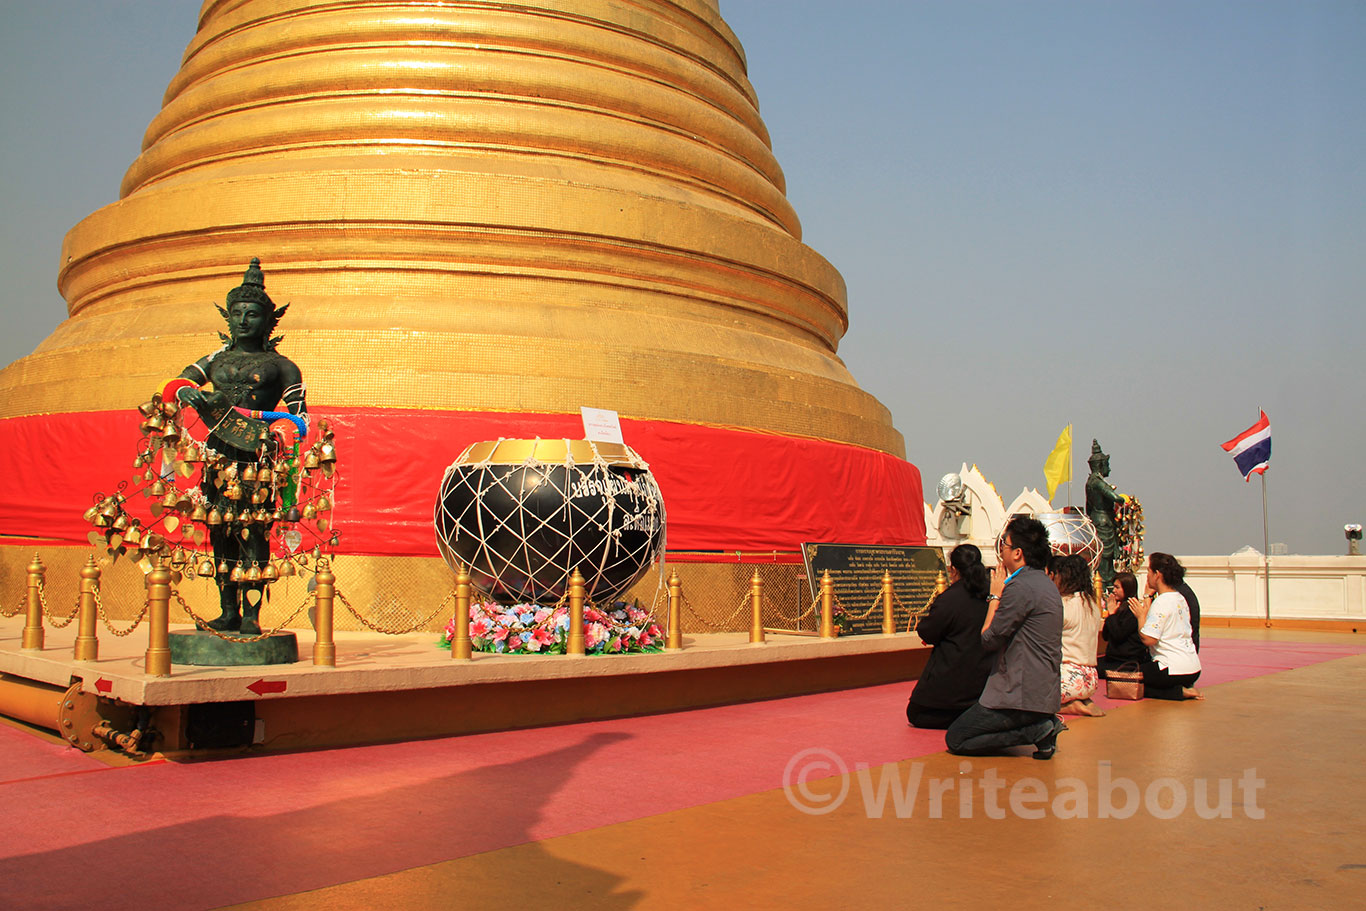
98;497;119;518
303;449;321;470
253;507;270;523
222;508;236;524
225;482;243;501
278;558;297;577
112;513;131;532
160;423;181;446
150;479;167;498
286;506;301;523
229;564;245;582
245;563;262;582
137;400;157;418
82;504;100;524
302;503;317;520
197;556;217;577
191;502;209;522
161;490;180;510
206;507;223;526
242;464;258;483
316;495;332;513
318;442;336;464
142;412;166;434
132;454;146;469
124;524;143;546
258;467;274;486
271;509;284;523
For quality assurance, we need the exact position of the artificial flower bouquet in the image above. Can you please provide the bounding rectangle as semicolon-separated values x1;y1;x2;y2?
439;600;664;655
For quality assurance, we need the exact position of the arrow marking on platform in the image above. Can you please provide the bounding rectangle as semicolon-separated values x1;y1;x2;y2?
247;679;288;696
94;678;112;694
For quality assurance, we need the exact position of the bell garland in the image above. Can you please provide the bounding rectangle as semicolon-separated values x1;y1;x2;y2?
83;387;340;586
1114;496;1146;575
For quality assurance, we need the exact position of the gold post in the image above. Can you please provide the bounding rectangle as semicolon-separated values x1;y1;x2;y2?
818;571;836;638
935;570;948;595
567;569;586;656
880;571;896;635
73;556;101;661
451;564;472;660
748;569;765;643
666;570;683;650
312;558;336;666
21;553;45;650
144;555;172;677
1093;570;1106;616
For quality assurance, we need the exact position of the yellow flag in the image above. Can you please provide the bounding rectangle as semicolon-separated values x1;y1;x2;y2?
1043;424;1072;500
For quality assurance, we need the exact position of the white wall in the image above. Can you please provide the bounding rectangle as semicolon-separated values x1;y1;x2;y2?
1179;554;1366;621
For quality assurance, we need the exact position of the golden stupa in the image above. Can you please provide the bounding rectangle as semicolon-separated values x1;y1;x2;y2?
0;0;922;585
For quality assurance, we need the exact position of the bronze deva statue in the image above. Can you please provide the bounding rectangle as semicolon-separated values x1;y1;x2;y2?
1084;439;1126;588
176;259;308;634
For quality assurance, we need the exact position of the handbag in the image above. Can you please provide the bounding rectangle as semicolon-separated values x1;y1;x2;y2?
1105;661;1145;701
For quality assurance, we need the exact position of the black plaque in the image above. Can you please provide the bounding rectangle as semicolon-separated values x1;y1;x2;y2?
802;543;946;635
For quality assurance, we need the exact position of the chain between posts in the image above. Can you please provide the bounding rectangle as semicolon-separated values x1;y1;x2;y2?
679;591;750;632
898;587;938;632
3;593;22;618
334;587;452;635
171;589;314;643
43;586;81;629
93;584;149;637
769;596;817;624
834;591;885;622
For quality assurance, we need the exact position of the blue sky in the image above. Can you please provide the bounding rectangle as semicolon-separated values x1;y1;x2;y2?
2;1;1363;555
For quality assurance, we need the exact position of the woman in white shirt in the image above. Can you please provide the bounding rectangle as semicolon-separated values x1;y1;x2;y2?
1050;554;1104;716
1128;552;1202;700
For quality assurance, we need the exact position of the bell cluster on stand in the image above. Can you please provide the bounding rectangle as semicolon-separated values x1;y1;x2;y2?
82;389;341;586
1115;496;1146;574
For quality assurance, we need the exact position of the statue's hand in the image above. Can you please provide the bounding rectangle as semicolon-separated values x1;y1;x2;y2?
177;387;207;412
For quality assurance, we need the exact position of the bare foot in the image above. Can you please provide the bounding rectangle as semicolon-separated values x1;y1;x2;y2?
1060;699;1106;717
1182;687;1204;700
1059;701;1086;715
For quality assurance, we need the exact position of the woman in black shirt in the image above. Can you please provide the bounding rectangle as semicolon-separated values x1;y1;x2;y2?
1099;571;1146;677
906;544;994;728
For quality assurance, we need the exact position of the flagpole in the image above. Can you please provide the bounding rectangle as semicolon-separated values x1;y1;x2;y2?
1066;422;1072;509
1261;471;1271;628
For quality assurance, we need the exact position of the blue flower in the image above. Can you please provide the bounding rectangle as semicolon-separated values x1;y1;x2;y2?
519;611;536;625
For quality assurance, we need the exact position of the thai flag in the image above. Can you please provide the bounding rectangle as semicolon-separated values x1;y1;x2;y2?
1221;411;1271;481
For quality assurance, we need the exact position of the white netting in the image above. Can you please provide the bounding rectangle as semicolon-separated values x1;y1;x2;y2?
435;441;666;604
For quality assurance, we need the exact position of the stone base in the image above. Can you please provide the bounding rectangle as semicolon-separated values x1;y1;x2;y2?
168;630;299;667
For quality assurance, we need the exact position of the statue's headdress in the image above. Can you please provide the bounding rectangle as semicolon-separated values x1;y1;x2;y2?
1088;439;1108;466
218;257;288;350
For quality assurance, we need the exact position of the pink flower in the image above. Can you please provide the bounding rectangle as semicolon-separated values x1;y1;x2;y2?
534;607;552;624
531;629;554;646
585;622;607;649
639;634;652;648
507;634;523;650
471;618;490;637
493;628;509;642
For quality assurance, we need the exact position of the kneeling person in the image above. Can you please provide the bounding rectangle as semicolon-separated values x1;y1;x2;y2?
946;516;1065;760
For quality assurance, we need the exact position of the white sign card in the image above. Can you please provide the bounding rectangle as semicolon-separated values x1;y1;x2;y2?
580;406;625;444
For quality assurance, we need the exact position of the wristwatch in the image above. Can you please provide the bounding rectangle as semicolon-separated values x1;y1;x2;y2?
986;594;1000;602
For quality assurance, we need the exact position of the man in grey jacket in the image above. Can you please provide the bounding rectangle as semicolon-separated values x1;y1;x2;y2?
945;515;1065;759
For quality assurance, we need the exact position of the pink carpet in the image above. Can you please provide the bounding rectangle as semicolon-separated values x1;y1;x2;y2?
0;635;1360;911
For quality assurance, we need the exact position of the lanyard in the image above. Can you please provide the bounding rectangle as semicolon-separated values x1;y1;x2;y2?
1003;567;1024;587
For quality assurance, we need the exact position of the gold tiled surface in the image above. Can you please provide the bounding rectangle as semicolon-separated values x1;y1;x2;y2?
2;0;905;459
